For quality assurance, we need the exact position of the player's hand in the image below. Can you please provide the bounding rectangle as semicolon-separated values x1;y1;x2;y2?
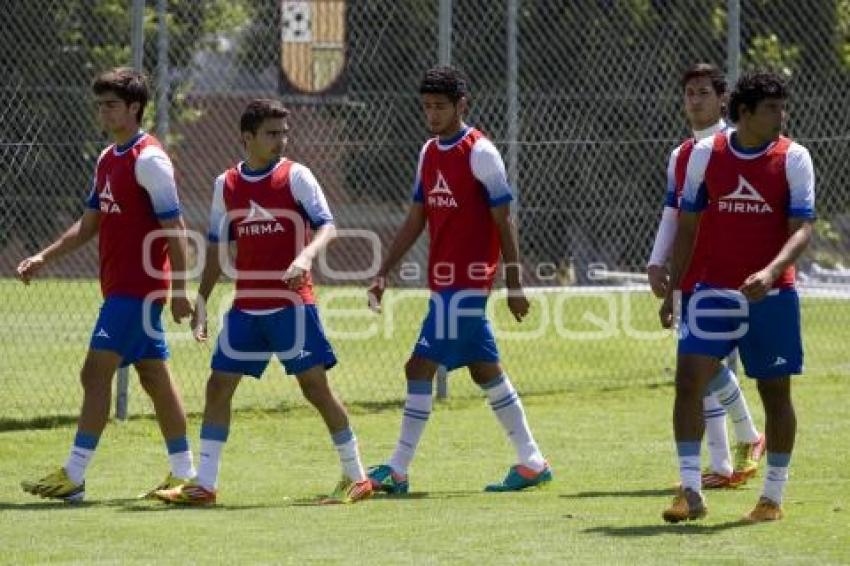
739;269;775;302
191;298;208;342
283;256;310;289
170;292;194;324
506;287;530;322
17;253;46;285
659;293;675;329
647;264;669;298
367;275;386;313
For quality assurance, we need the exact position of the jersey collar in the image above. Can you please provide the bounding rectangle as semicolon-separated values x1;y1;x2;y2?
113;130;146;155
238;158;284;182
436;125;471;150
692;119;726;141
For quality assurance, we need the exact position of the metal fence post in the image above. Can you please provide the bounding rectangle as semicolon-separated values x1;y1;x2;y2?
115;0;146;422
506;0;519;195
156;0;170;144
726;0;741;85
435;0;453;401
725;0;741;376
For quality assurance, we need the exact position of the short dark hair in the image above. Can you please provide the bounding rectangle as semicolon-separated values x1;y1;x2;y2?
681;63;727;96
729;71;788;122
92;67;149;122
419;66;469;103
240;99;290;134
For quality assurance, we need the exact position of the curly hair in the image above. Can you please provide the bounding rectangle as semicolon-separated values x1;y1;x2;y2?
419;66;469;103
729;71;788;122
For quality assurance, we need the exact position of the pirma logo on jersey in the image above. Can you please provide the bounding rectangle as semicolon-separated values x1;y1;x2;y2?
99;178;122;214
428;171;458;208
236;200;286;237
719;175;773;214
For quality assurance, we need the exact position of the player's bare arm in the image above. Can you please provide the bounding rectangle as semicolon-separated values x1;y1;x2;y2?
491;203;529;322
740;219;814;302
283;223;337;289
192;241;224;343
159;215;193;323
17;209;101;285
660;210;700;328
367;203;427;311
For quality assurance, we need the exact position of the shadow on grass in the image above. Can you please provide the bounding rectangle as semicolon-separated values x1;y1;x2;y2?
288;489;480;507
0;415;80;433
116;502;272;512
0;490;480;513
561;488;675;499
582;519;751;537
0;498;139;511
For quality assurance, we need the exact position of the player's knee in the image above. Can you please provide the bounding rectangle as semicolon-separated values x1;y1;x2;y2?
299;377;333;407
674;374;705;398
205;374;237;406
405;357;437;380
468;362;502;385
79;366;111;394
137;368;168;394
757;378;793;410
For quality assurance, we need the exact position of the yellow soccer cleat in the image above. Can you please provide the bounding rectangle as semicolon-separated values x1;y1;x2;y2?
734;434;766;480
744;496;784;523
21;467;85;502
138;472;191;500
154;480;216;506
662;487;707;523
321;477;373;504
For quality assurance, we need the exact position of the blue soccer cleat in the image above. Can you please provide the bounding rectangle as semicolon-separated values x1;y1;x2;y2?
485;463;553;492
367;464;409;494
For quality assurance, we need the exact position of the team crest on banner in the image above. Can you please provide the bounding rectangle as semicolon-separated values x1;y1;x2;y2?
280;1;347;95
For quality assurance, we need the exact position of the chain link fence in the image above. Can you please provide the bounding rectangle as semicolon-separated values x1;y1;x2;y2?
2;0;849;422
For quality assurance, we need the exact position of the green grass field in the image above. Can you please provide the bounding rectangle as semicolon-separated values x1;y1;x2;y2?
2;279;849;422
1;379;848;564
1;279;849;563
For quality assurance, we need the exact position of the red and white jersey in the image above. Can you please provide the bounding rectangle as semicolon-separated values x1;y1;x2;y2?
208;158;333;311
680;129;816;289
85;132;181;300
412;126;514;291
661;120;728;292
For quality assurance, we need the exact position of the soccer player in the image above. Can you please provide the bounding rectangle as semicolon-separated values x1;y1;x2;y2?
154;99;371;506
365;66;551;494
17;68;196;501
647;63;765;489
659;71;815;523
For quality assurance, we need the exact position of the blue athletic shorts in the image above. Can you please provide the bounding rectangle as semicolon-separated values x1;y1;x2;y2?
412;290;500;371
211;305;337;378
89;296;169;368
678;285;803;379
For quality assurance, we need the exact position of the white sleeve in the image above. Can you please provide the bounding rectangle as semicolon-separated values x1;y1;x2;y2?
135;146;181;219
648;207;679;266
680;138;713;212
207;174;228;242
470;138;514;206
85;148;111;211
411;141;429;202
663;148;680;209
290;163;334;228
785;142;816;219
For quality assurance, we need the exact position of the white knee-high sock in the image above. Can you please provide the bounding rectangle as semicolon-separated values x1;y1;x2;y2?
709;366;760;444
197;423;229;490
388;379;433;476
703;394;732;476
481;374;546;472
